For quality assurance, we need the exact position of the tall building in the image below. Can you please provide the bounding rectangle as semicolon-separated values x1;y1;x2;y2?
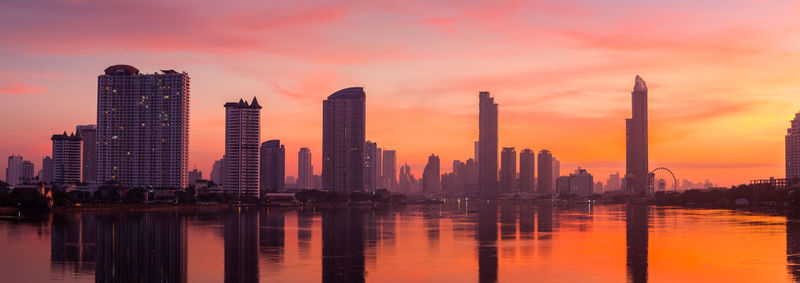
21;160;34;182
41;156;53;184
52;132;82;184
500;147;517;194
188;168;202;184
422;154;440;194
552;158;560;193
537;150;553;194
382;150;396;191
5;155;23;186
210;157;226;186
606;172;621;191
97;65;190;188
478;91;498;199
76;124;97;184
298;148;312;190
260;139;285;194
474;141;480;163
322;87;366;194
364;141;381;192
225;98;261;198
787;112;800;180
626;75;649;193
519;149;535;193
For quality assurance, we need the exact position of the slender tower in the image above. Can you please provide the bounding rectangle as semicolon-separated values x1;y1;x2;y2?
786;112;800;180
224;98;262;198
479;92;498;199
626;75;649;193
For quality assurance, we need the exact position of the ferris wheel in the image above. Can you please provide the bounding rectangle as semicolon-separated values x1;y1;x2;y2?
648;167;678;192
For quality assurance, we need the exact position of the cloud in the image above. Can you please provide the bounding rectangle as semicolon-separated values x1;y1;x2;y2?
0;83;44;95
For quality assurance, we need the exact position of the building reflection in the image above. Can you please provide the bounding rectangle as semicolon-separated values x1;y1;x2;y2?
500;202;516;241
95;212;187;283
425;206;441;249
297;207;313;259
477;201;498;283
322;208;365;283
224;207;260;283
260;208;285;263
786;211;800;281
519;202;534;240
50;213;96;276
626;204;649;283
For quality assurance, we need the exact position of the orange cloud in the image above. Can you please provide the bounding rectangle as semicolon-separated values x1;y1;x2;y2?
0;83;45;95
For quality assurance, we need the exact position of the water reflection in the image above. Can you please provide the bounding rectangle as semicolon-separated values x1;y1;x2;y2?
626;204;649;283
787;211;800;281
477;202;498;283
224;208;259;283
322;208;365;283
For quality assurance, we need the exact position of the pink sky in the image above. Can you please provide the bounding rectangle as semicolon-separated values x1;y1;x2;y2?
2;0;800;186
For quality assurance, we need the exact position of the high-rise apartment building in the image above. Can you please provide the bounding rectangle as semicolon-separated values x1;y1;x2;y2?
422;154;440;194
519;149;535;193
210;156;226;186
322;87;366;194
537;150;553;194
76;124;97;184
787;112;800;180
21;160;34;182
479;91;498;199
41;156;53;184
626;75;649;193
97;65;190;188
500;147;517;194
5;155;23;186
52;132;82;184
365;141;381;192
260;139;285;194
298;148;312;190
382;150;396;190
225;98;261;198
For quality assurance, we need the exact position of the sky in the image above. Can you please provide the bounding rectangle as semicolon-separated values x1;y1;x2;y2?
1;0;800;187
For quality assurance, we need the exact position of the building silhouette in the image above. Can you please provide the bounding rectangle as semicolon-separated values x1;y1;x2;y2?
519;149;535;193
21;160;34;182
626;75;649;193
52;132;82;184
537;150;553;194
225;98;262;198
556;167;594;196
322;87;366;194
786;112;800;180
606;172;621;191
365;141;381;192
500;147;517;194
76;124;97;184
422;154;440;194
6;155;23;186
97;65;190;188
210;157;226;187
298;148;313;190
260;140;285;194
41;156;53;184
382;150;396;191
188;168;202;184
479;92;498;199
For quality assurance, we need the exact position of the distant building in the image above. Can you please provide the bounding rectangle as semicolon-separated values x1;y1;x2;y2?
537;150;553;194
6;155;23;186
594;181;604;193
41;156;53;184
364;141;381;192
555;168;594;197
787;112;800;180
626;75;649;193
76;124;97;184
210;157;226;186
322;87;366;194
552;158;560;193
519;149;535;193
225;98;262;198
297;148;313;190
463;158;479;195
478;91;498;199
606;172;621;191
188;168;202;184
382;150;397;191
422;154;440;194
500;147;517;194
260;139;285;194
22;160;34;182
52;132;82;184
97;65;190;188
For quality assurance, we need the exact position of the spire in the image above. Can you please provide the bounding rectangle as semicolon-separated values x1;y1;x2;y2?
250;96;262;109
634;75;647;92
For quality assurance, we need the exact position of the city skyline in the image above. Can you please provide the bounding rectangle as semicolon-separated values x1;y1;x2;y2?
3;1;800;187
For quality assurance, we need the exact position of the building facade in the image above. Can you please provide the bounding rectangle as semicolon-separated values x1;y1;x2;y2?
479;91;498;199
260;139;285;194
21;160;34;182
382;150;396;191
298;148;313;190
537;150;553;194
364;141;381;192
322;87;366;194
52;132;82;184
500;147;517;194
41;156;53;184
76;124;97;184
225;98;262;198
626;75;649;193
97;65;190;188
787;112;800;180
422;154;440;194
519;149;535;193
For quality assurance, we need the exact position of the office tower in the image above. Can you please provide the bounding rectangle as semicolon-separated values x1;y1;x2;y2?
570;168;594;196
422;154;440;194
225;98;261;198
21;160;34;182
97;65;190;188
500;147;517;194
606;172;621;191
41;156;53;184
188;168;202;184
52;132;82;184
322;87;366;194
398;163;413;194
5;155;23;186
210;157;226;186
298;148;312;190
537;150;553;194
787;112;800;180
474;141;480;162
595;181;604;193
364;141;380;192
260;139;285;194
626;75;649;193
552;158;560;193
382;150;396;190
478;91;498;199
519;149;535;193
464;158;479;195
76;124;97;184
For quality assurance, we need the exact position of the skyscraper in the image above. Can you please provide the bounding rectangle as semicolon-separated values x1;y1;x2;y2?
474;141;480;163
382;150;396;191
41;156;53;184
21;160;34;182
76;124;97;184
225;98;261;198
552;157;560;193
97;65;190;188
479;91;498;199
210;156;226;186
787;112;800;180
519;149;535;193
422;154;440;194
626;75;649;193
500;147;517;194
537;150;553;194
365;141;380;192
606;172;621;191
298;148;312;190
5;155;23;186
52;132;82;184
260;139;285;194
322;87;366;194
